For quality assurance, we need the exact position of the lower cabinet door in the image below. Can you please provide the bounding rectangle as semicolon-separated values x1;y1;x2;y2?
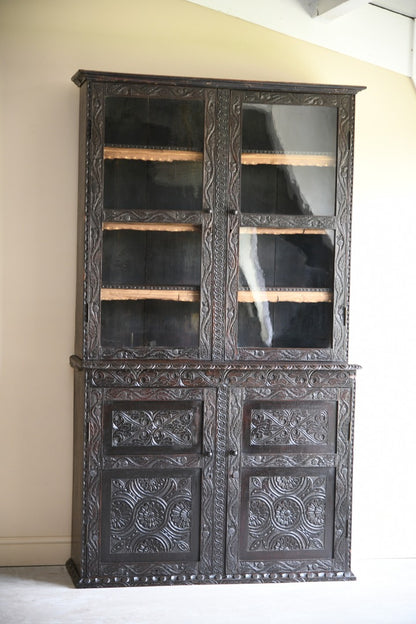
86;386;216;580
226;387;353;576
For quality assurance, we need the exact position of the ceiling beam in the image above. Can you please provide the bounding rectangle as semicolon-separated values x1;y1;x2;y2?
313;0;370;20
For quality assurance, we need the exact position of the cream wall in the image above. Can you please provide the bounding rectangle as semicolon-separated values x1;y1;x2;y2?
1;0;415;566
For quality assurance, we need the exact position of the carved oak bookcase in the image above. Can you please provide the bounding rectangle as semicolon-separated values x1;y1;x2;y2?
67;70;363;587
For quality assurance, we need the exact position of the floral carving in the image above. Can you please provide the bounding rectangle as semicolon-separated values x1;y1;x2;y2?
106;475;195;557
170;501;192;529
306;497;326;527
111;407;196;448
273;499;302;528
250;406;329;446
136;500;165;530
243;473;332;555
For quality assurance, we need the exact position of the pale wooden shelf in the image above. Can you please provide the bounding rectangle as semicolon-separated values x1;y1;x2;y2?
241;153;335;167
103;222;200;232
101;288;200;302
101;287;331;303
238;290;332;303
240;227;327;236
104;147;203;162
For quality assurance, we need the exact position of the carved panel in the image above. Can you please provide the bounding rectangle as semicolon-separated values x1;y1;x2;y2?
111;408;194;447
244;400;336;454
104;400;201;454
240;468;335;562
101;469;200;562
250;407;328;446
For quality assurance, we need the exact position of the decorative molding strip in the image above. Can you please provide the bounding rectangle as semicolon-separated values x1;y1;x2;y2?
66;558;355;587
0;536;71;566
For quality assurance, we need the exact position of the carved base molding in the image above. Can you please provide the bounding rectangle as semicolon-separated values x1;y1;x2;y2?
66;558;355;588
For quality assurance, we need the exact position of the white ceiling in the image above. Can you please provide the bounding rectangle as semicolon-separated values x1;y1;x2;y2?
372;1;416;18
185;0;416;82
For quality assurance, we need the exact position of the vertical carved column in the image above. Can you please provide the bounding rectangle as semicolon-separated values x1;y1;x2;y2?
212;89;231;361
212;384;228;573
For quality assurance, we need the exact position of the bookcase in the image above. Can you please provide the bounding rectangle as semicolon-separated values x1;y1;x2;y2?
67;70;363;587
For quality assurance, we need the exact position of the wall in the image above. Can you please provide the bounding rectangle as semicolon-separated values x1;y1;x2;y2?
1;0;415;565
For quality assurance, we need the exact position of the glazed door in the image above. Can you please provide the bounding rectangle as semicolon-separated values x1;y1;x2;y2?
225;90;353;361
86;82;216;359
85;386;216;579
225;386;353;575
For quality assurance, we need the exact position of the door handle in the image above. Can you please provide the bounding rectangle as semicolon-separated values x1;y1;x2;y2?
229;449;238;456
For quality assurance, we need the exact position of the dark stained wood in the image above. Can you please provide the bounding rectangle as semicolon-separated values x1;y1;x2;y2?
68;70;362;588
72;69;365;95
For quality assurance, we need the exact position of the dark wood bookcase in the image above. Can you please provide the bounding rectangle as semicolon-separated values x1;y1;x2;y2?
67;70;364;587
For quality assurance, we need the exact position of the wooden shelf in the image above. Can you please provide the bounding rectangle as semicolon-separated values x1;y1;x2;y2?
104;146;203;162
103;222;200;233
103;147;334;167
238;290;332;303
240;227;327;236
101;288;200;302
241;153;335;167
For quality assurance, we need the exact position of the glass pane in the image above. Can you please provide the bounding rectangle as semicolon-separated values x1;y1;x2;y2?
101;95;205;352
104;160;203;212
101;300;200;348
101;228;201;349
241;104;337;216
102;230;201;287
237;229;334;349
238;302;332;348
105;97;204;149
239;232;334;289
104;97;204;213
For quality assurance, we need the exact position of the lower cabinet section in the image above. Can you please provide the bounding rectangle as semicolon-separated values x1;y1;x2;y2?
67;363;357;587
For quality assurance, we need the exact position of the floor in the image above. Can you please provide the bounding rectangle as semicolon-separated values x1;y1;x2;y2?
0;559;415;624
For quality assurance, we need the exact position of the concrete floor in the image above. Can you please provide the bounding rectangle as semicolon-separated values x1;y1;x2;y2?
0;559;415;624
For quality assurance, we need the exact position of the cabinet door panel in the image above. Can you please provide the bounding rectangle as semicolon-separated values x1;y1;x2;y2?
84;82;216;359
226;388;351;576
225;89;352;362
86;387;216;578
101;468;201;563
239;467;335;563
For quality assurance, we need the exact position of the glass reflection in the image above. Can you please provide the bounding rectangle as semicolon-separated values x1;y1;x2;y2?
239;233;273;346
238;230;334;348
241;104;337;217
